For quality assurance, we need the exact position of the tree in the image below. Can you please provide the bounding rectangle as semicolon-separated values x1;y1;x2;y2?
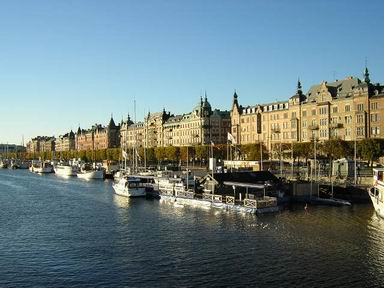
165;146;180;162
155;147;166;163
358;138;384;166
320;139;351;160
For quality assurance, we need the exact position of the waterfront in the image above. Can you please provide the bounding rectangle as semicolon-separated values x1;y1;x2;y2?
1;169;384;287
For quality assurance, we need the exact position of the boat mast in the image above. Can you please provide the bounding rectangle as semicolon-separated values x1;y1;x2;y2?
134;98;137;174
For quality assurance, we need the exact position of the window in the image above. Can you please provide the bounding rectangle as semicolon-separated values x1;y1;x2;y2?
345;115;352;124
302;110;307;117
312;109;316;116
332;106;338;113
357;127;365;136
372;127;380;135
345;128;351;137
371;114;380;122
345;105;351;112
302;120;307;128
371;102;378;110
291;112;297;119
357;103;364;111
319;107;328;115
320;118;328;126
320;129;328;138
356;114;364;124
284;113;288;119
302;130;307;139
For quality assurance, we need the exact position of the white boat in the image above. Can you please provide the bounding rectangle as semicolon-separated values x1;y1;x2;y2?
77;169;104;180
31;161;54;174
368;168;384;218
112;177;146;197
54;164;78;177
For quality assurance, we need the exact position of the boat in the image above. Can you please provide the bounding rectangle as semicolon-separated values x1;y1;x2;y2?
368;168;384;218
54;163;78;177
30;161;54;174
112;176;146;197
0;159;9;169
77;164;105;180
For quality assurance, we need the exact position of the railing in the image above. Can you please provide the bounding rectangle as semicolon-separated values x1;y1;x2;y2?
226;196;235;205
244;198;257;209
202;193;213;201
212;195;222;203
176;191;195;199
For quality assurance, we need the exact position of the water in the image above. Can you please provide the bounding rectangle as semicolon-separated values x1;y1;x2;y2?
0;169;383;287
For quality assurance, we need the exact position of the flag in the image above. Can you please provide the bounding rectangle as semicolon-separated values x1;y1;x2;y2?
122;150;128;159
227;132;237;145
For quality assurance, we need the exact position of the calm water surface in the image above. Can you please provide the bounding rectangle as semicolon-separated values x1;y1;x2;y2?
0;169;383;287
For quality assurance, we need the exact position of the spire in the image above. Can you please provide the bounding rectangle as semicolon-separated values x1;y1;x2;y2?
233;89;238;99
108;115;116;128
232;89;239;110
204;90;207;102
297;78;302;95
364;66;370;83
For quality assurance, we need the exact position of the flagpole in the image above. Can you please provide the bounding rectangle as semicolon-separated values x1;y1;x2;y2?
211;141;214;194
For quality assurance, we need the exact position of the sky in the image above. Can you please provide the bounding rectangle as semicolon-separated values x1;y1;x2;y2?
0;0;383;144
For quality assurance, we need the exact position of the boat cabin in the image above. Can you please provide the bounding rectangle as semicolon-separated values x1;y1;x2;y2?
373;168;384;186
126;178;145;188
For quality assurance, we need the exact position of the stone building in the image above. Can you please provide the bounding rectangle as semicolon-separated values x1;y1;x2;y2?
26;136;55;153
231;68;384;151
55;131;75;152
163;96;230;147
75;117;120;151
120;115;145;149
120;96;231;149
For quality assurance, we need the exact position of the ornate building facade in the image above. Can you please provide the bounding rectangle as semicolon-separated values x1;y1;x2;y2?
55;131;75;152
26;136;55;153
120;96;231;149
75;117;120;151
231;68;384;150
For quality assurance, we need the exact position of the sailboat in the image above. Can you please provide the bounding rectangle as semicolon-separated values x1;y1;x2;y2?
77;163;105;180
77;139;105;180
112;101;146;197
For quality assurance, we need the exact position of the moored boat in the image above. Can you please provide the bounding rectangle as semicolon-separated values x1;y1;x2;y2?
77;168;105;180
54;164;78;177
112;176;146;197
30;161;54;174
368;168;384;218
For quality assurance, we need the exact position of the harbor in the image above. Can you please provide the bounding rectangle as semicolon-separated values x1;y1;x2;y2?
0;168;383;287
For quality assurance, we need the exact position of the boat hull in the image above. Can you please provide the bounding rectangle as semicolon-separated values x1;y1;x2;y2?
54;166;77;177
113;184;146;197
369;187;384;218
77;170;104;180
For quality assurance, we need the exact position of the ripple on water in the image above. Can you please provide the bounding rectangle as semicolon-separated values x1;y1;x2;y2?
0;169;384;287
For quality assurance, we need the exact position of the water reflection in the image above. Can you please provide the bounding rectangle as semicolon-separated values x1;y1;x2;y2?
366;211;384;285
112;194;132;208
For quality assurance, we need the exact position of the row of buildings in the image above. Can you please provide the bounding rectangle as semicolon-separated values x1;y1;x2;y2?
231;68;384;149
26;96;231;153
26;67;384;155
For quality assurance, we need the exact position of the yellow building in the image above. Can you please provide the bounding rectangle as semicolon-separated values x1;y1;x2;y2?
231;68;384;152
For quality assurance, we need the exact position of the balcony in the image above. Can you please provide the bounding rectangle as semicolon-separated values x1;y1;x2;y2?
308;124;319;130
329;123;343;129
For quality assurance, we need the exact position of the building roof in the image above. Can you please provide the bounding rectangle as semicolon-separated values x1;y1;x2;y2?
307;77;362;101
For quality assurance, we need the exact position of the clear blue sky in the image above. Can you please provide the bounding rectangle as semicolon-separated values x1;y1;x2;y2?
1;0;383;144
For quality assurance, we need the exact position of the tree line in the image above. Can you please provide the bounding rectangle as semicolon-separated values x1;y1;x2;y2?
1;138;384;166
